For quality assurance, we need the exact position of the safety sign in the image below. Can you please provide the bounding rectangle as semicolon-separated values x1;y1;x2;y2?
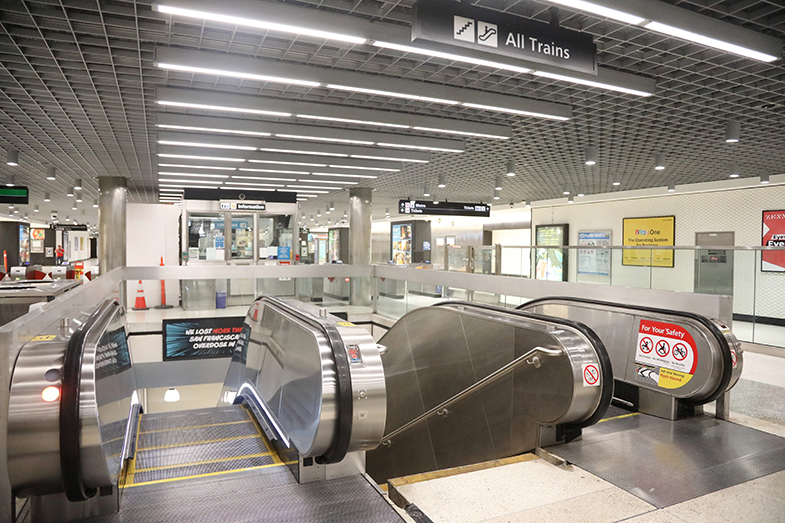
582;363;600;387
635;319;698;389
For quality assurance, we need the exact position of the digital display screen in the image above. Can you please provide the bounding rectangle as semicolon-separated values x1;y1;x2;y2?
392;223;412;265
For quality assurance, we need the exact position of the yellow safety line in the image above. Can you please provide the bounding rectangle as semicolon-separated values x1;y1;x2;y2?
598;412;640;423
125;462;287;487
243;405;283;465
134;451;274;473
137;433;261;451
139;420;253;435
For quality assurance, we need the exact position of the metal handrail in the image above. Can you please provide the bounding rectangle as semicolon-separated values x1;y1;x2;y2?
381;346;563;445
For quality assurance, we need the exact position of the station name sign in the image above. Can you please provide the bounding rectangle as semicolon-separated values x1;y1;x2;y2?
412;0;597;75
220;200;266;211
399;200;491;217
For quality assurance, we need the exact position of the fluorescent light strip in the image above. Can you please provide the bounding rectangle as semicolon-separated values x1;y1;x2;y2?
159;188;184;192
462;102;570;121
298;179;357;185
158;163;237;170
328;164;399;172
157;100;291;117
158;140;256;151
160;184;223;189
158;153;245;162
543;0;645;25
258;147;347;157
239;168;310;175
158;172;229;178
377;142;464;153
532;71;654;97
277;189;329;194
157;124;271;138
643;21;779;62
312;172;377;179
286;184;340;190
275;134;374;146
351;154;428;163
224;181;285;187
248;159;326;167
221;186;280;191
232;175;297;181
325;84;459;105
373;41;532;75
296;114;410;129
155;5;367;44
411;127;508;140
157;62;320;87
158;178;222;184
297;198;309;201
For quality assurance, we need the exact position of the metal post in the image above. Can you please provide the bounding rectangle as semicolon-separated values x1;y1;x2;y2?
292;203;300;264
349;188;372;306
98;176;127;275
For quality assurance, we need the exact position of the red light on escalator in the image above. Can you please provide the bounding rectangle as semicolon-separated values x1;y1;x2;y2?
42;386;60;402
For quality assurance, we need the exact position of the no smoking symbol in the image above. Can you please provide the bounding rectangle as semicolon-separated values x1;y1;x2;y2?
656;340;670;358
639;337;653;354
584;364;599;386
672;343;688;361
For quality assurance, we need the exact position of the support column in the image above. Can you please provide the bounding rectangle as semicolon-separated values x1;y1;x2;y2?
98;176;127;275
349;188;372;306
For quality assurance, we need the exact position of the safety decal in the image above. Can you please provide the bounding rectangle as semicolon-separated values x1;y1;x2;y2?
582;363;600;387
31;334;57;341
336;321;356;327
635;319;698;389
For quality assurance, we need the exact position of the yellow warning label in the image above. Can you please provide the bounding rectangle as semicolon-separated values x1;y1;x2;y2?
658;368;692;389
31;334;57;341
336;321;355;327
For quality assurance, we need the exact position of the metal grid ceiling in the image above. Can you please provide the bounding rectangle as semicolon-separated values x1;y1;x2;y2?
0;0;784;223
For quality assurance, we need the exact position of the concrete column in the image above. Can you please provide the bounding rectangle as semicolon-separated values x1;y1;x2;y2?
349;188;372;306
98;176;127;275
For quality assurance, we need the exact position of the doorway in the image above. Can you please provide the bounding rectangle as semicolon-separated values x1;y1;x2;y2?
694;232;734;296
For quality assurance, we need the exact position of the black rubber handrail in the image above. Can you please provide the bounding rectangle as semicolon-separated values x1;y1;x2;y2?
516;296;733;406
59;298;120;502
429;301;614;430
259;297;354;464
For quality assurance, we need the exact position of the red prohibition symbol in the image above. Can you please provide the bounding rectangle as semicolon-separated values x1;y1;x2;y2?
672;343;688;361
655;340;670;358
639;337;654;354
584;364;599;385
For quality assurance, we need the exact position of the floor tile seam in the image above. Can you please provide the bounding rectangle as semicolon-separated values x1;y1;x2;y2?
136;433;262;451
133;451;275;472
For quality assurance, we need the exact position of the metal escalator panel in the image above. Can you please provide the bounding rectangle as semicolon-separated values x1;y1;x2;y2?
367;301;612;482
220;297;386;463
516;297;742;405
7;299;139;501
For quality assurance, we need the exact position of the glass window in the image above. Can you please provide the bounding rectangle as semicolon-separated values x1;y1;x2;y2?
188;213;225;261
231;214;254;260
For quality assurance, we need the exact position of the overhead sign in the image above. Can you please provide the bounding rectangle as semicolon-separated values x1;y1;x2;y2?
762;210;785;272
635;319;698;390
0;186;29;205
399;200;491;217
50;224;88;231
220;201;266;211
622;216;675;268
578;231;611;276
163;317;245;361
412;0;597;75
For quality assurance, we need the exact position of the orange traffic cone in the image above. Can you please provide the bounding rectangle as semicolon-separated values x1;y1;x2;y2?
154;256;173;309
133;280;148;310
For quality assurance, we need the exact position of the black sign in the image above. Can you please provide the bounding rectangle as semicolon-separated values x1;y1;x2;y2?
0;186;29;205
95;325;132;379
163;317;245;361
412;0;597;75
50;224;88;231
399;200;491;217
220;202;266;211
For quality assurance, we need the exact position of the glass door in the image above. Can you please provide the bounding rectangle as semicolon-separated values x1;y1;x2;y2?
230;214;254;261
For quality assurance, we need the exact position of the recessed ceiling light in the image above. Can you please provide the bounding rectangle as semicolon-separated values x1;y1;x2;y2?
223;181;285;187
157;172;229;178
157;100;291;117
286;185;339;190
376;143;463;153
156;62;320;87
239;168;310;175
232;175;295;181
311;172;377;179
462;102;570;120
248;159;327;167
534;71;654;97
643;21;779;62
372;41;532;75
543;0;646;25
351;154;428;164
158;163;237;170
411;126;508;140
258;148;347;157
325;84;459;105
298;179;357;185
157;124;271;138
296;114;410;129
158;140;256;151
158;153;245;162
328;165;399;172
158;178;222;184
275;134;374;146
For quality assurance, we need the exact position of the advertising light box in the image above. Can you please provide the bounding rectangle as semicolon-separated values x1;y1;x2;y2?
622;216;675;268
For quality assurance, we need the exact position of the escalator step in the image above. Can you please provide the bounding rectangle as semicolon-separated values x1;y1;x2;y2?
131;454;278;485
139;406;249;432
137;420;259;450
135;434;272;470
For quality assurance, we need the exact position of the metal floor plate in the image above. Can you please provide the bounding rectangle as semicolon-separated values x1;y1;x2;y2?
550;413;785;508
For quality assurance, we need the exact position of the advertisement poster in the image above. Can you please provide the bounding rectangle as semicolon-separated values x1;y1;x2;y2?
578;231;611;276
535;224;568;281
328;229;341;262
31;239;44;253
392;223;412;265
31;228;45;240
18;224;29;264
163;317;246;361
622;216;675;267
762;210;785;272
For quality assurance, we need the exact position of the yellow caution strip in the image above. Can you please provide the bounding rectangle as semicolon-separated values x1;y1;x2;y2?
139;420;253;435
125;462;288;488
242;406;283;465
598;412;640;423
133;450;274;473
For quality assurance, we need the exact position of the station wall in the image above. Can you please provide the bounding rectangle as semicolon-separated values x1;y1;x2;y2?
126;203;180;308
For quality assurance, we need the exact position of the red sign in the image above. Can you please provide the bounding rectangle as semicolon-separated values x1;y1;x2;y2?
762;210;785;272
635;319;698;389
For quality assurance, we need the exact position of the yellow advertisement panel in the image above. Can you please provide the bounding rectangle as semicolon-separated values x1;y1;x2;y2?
622;216;675;267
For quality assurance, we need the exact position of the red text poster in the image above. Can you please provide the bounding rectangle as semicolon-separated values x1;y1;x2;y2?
762;210;785;272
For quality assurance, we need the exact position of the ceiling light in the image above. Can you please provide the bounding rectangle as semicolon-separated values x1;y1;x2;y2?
326;84;459;105
585;147;597;166
376;143;463;153
158;153;245;162
351;154;428;163
232;175;294;182
329;202;335;210
158;140;256;151
75;193;83;203
65;216;70;222
525;200;532;208
438;173;446;188
5;175;14;187
543;0;646;25
157;124;272;139
760;174;770;184
301;179;356;185
411;126;508;140
667;184;676;192
34;205;39;212
725;121;740;143
93;199;99;207
568;195;574;203
495;176;503;191
74;178;83;190
325;207;330;215
533;71;654;97
158;172;229;178
279;189;329;194
249;159;326;167
157;62;320;87
612;175;621;186
729;162;740;178
287;185;339;190
328;165;399;172
160;184;223;189
385;209;390;215
506;160;516;177
6;149;18;166
423;183;430;197
493;189;501;200
157;100;291;118
154;5;367;44
163;387;180;402
239;168;309;175
312;172;377;179
562;185;570;195
654;153;665;170
67;187;74;197
372;41;532;75
223;181;285;187
158;164;237;172
461;102;570;121
258;147;347;157
275;134;374;146
44;193;51;202
296;114;410;129
643;21;779;63
72;203;77;210
46;167;56;180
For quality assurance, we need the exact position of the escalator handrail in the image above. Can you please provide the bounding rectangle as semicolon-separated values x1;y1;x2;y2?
381;346;564;445
429;300;614;429
59;298;120;502
258;296;354;464
516;296;734;405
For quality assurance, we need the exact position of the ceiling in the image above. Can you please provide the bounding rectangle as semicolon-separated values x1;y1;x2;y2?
0;0;784;227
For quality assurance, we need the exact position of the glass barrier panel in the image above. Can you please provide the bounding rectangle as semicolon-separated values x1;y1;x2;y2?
474;248;495;275
609;248;653;289
574;246;611;286
447;246;469;272
377;278;407;320
650;249;694;292
753;249;785;349
500;246;528;277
